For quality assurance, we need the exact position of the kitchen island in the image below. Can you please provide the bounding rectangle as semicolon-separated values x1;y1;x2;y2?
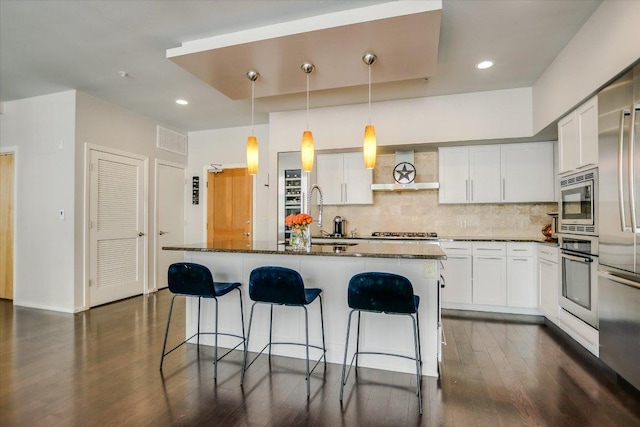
163;240;446;377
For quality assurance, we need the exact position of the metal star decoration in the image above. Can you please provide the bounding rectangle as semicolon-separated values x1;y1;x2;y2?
394;162;416;184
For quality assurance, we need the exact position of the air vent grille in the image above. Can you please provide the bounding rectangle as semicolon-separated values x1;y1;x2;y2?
157;126;187;155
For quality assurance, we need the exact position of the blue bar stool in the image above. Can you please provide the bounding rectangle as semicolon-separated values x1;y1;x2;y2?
160;262;246;379
339;271;423;414
241;266;326;397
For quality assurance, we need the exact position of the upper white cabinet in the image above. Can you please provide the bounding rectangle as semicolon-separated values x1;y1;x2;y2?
439;145;501;203
316;152;372;205
439;142;555;204
558;96;598;174
501;142;555;202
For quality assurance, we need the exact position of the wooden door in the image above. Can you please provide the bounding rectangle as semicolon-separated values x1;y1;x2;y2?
89;150;146;307
0;153;14;300
207;168;252;243
156;163;185;289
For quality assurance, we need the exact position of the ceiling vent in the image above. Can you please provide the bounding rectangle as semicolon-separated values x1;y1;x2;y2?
157;126;187;156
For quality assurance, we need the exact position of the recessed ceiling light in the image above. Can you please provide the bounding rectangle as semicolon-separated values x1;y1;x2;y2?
476;60;494;70
175;99;188;105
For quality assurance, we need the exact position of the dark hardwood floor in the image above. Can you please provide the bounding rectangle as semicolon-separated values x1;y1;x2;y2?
1;290;639;426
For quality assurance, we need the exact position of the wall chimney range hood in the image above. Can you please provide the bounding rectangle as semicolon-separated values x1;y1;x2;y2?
370;150;440;191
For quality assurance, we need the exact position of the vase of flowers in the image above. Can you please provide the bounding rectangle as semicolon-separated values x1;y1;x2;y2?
285;213;313;251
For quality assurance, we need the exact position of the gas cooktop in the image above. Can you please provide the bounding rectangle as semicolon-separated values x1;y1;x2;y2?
370;231;438;239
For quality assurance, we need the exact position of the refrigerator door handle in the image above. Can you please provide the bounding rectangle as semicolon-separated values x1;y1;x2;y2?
598;270;640;290
629;105;639;232
619;109;632;232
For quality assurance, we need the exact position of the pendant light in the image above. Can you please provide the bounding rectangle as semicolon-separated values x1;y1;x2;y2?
246;70;259;175
363;53;377;170
301;62;315;173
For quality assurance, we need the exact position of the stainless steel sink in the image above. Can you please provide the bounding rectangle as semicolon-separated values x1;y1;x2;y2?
311;242;358;246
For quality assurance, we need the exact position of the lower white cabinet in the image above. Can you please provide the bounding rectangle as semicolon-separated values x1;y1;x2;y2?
473;242;507;305
440;242;472;304
441;241;541;314
538;245;559;322
507;243;537;308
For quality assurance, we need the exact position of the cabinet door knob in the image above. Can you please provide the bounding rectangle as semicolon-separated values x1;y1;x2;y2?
159;231;167;235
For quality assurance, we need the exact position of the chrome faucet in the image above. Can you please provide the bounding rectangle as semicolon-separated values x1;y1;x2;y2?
307;184;323;228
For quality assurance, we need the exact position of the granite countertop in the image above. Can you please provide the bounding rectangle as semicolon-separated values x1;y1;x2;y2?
163;240;446;260
438;236;551;243
311;235;557;245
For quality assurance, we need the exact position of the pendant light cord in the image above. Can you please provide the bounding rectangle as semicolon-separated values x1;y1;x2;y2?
368;64;372;125
251;80;255;134
306;73;310;129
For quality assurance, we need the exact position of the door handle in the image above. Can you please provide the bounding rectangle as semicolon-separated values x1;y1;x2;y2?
138;232;145;237
243;232;251;236
628;104;639;232
159;231;167;235
619;109;632;232
465;179;469;201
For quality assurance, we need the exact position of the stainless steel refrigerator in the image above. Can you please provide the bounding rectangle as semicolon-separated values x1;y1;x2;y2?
598;62;640;391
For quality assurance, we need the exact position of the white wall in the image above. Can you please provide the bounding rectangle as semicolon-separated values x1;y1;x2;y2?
267;87;533;240
533;0;640;133
186;124;270;243
0;91;77;312
75;92;187;307
0;90;189;313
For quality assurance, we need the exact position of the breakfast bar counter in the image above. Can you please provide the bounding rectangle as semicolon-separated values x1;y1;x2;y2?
164;241;445;377
163;239;446;259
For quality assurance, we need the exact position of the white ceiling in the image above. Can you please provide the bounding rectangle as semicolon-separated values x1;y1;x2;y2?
0;0;602;133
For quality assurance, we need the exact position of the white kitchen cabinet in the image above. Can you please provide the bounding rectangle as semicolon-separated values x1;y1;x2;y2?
438;145;500;204
506;243;538;308
538;245;559;323
439;142;554;204
440;242;472;304
558;96;598;174
316;152;372;205
438;147;469;203
472;242;507;306
501;142;555;202
470;145;501;202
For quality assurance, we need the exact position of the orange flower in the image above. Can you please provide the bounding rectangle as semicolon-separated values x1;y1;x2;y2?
285;213;313;228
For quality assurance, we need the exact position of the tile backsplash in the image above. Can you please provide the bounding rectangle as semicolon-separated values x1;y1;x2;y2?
316;151;557;239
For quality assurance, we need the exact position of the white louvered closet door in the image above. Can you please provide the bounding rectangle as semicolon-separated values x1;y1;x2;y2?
89;150;146;307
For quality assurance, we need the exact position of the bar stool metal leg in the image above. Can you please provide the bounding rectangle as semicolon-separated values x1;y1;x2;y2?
416;310;422;365
241;302;257;386
339;309;355;401
355;311;362;377
319;295;327;369
304;305;311;397
412;314;423;414
196;297;201;350
268;305;274;361
213;297;219;379
160;295;177;370
238;288;246;354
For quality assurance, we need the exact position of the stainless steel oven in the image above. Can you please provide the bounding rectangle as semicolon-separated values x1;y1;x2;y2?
559;168;598;235
558;234;599;329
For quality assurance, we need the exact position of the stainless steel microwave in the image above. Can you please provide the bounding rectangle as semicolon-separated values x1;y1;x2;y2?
558;168;598;236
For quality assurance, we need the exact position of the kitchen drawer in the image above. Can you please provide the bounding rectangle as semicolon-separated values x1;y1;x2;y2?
507;242;535;257
472;242;506;256
537;245;559;263
439;241;472;255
